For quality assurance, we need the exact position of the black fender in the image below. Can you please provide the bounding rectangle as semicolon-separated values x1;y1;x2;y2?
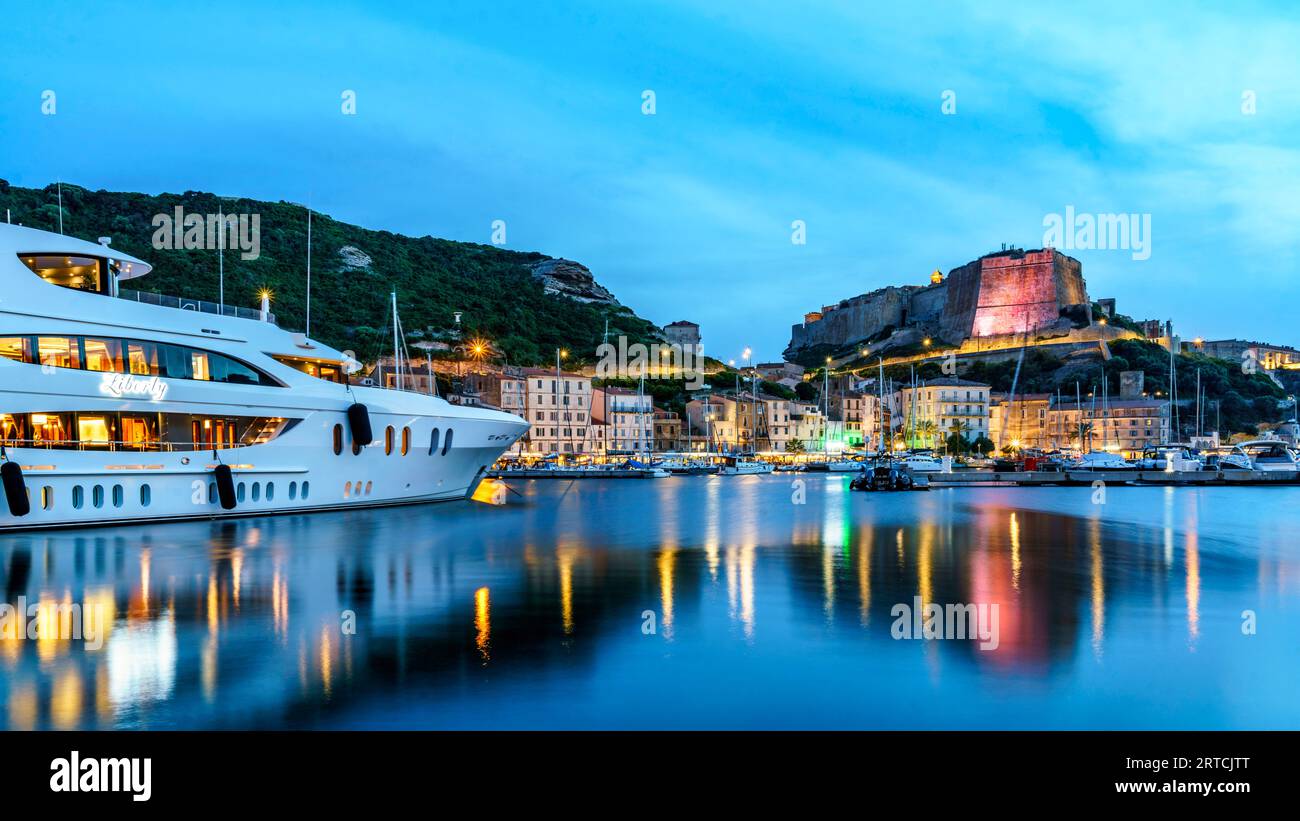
1;461;30;517
214;464;237;510
347;403;373;448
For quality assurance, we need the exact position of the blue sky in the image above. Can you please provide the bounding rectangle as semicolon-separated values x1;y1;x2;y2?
3;0;1298;362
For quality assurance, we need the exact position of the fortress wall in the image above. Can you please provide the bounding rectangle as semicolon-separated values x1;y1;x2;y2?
908;283;946;324
788;249;1092;357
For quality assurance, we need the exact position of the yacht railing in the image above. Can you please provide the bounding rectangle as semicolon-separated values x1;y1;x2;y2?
118;289;277;325
1;438;250;452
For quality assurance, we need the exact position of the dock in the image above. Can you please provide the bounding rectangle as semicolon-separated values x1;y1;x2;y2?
487;468;665;479
925;470;1300;487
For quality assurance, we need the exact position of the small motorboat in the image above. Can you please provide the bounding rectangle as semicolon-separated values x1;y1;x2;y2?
1067;451;1134;470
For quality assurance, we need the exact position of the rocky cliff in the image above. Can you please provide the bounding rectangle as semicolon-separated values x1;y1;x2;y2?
525;258;619;305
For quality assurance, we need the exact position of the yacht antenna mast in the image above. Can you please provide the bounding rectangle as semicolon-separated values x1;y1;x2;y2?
305;196;312;337
218;204;225;311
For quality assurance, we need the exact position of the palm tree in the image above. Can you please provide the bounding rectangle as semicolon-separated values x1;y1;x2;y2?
916;419;937;449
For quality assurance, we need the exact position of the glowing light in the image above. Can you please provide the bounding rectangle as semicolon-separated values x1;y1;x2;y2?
474;587;491;662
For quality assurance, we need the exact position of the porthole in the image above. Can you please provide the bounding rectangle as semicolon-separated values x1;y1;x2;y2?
429;428;440;455
92;485;104;509
401;427;410;456
344;481;352;499
302;481;310;499
289;481;298;500
111;484;124;508
266;482;275;502
72;485;84;509
140;484;152;507
442;428;454;456
252;482;261;502
333;424;343;455
385;426;395;456
236;482;246;503
41;486;53;511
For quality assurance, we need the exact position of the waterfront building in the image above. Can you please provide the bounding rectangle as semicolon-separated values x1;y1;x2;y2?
684;394;740;452
989;393;1052;451
592;386;653;453
894;377;991;448
523;367;593;454
828;389;872;448
1048;399;1168;455
788;401;828;451
653;409;683;452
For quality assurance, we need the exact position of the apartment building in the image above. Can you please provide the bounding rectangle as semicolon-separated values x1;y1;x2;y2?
522;367;593;454
894;377;991;448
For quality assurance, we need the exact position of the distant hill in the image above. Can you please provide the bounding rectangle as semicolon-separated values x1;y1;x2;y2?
0;180;662;366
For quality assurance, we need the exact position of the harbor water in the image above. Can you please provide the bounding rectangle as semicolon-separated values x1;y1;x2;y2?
2;475;1298;729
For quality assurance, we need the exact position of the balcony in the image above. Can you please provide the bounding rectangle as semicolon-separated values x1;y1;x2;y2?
118;288;277;325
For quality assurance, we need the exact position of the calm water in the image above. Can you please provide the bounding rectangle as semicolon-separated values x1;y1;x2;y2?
2;475;1298;730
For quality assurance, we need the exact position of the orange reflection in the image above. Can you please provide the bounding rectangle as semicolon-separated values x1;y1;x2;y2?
474;587;491;663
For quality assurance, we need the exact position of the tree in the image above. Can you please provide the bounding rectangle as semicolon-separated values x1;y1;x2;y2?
916;419;937;449
794;381;818;401
971;435;995;455
946;432;970;454
785;439;805;454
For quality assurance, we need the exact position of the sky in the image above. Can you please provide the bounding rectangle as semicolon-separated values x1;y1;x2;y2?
3;0;1299;363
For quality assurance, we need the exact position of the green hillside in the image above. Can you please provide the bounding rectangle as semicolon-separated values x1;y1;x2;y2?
0;180;661;366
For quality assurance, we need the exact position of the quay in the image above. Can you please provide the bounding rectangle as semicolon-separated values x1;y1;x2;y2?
487;468;666;479
925;470;1300;487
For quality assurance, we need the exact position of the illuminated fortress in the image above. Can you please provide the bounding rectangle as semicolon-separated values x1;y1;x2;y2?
786;247;1111;363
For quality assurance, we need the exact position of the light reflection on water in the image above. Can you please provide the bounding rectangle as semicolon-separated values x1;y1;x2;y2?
2;476;1299;729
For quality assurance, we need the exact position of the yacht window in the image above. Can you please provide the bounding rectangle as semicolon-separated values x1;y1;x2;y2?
127;341;160;375
190;351;212;381
0;414;25;443
333;424;344;455
401;426;410;456
19;254;106;294
269;354;348;384
83;338;124;372
30;412;73;445
0;337;32;364
429;428;440;455
385;426;395;455
77;415;113;446
442;428;454;456
39;337;80;369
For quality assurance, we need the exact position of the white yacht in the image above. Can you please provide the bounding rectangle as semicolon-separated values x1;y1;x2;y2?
719;455;774;475
0;224;529;531
1238;440;1300;472
898;452;944;473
